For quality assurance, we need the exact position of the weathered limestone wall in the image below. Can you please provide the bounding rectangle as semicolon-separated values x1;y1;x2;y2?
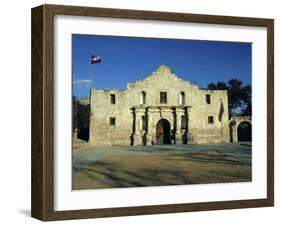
229;116;252;143
89;65;229;145
89;89;132;145
188;89;229;143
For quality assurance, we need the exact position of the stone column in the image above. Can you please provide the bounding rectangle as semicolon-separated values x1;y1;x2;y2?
171;108;176;144
134;110;141;145
233;125;238;142
134;108;145;145
229;121;238;143
146;108;152;145
186;107;191;143
150;107;159;145
175;108;185;144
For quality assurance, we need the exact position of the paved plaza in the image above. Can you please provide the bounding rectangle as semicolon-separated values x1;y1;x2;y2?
73;141;252;190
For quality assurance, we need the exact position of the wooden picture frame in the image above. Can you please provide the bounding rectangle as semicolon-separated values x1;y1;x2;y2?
31;4;274;221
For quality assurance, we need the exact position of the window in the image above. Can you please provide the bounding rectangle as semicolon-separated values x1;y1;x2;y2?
206;94;211;104
180;91;185;105
110;94;115;104
141;115;146;131
141;91;146;105
109;117;116;126
208;116;214;124
160;92;167;104
181;116;186;129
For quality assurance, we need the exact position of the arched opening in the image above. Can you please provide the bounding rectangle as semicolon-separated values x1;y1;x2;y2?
238;121;252;142
156;119;171;144
229;121;236;143
141;91;146;105
179;91;185;105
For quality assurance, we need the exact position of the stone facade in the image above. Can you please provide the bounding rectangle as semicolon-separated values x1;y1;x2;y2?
89;65;230;146
229;116;252;142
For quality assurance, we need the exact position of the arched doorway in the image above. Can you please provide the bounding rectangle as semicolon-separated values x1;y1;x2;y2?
238;121;252;142
156;119;171;144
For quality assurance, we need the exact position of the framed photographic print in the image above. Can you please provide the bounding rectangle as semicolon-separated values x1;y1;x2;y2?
31;4;274;221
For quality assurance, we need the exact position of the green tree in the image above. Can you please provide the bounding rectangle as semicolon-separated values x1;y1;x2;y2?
207;79;251;117
72;95;78;131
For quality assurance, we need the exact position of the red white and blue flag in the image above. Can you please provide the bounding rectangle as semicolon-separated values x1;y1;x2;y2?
91;55;102;64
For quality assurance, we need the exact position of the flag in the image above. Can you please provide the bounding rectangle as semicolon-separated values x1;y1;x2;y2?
91;55;102;64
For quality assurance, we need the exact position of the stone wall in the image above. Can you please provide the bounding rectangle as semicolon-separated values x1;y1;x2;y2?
229;116;252;142
89;65;229;145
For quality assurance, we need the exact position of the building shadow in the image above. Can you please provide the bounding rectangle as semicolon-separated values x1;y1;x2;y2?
77;102;90;141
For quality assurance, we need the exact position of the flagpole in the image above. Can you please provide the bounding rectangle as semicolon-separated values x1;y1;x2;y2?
90;61;93;88
89;55;101;94
89;58;93;102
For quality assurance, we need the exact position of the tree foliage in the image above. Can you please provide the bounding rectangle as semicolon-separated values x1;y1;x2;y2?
207;79;251;117
72;96;90;140
72;95;78;131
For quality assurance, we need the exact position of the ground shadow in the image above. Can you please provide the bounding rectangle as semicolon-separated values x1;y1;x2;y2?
18;209;30;217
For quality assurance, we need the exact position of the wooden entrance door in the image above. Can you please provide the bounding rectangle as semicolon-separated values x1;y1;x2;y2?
156;119;171;144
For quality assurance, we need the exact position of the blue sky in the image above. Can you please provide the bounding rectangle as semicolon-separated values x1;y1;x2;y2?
72;34;251;98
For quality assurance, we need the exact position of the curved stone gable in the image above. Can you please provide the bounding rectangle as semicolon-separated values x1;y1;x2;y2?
127;65;198;91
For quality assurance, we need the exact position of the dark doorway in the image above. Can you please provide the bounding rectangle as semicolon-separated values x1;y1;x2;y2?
156;119;171;144
229;121;236;143
77;103;90;141
238;121;252;142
